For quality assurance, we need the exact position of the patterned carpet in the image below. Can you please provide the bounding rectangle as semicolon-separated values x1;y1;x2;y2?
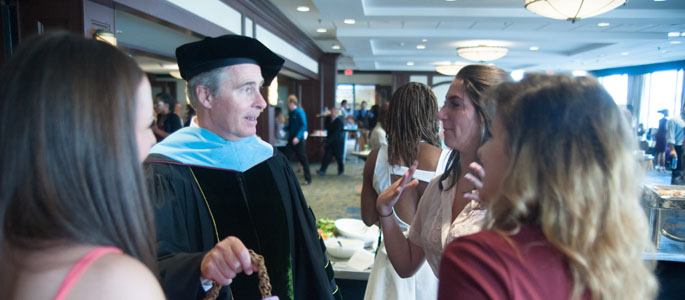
291;159;366;221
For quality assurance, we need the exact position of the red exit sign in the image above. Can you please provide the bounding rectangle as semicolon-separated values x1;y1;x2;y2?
344;69;353;76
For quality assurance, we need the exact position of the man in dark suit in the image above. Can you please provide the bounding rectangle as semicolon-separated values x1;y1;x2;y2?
317;107;345;175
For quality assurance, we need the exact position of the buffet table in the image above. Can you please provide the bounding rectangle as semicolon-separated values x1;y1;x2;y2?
330;250;373;280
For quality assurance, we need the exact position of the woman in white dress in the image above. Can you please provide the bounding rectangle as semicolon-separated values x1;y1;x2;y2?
375;65;511;280
361;82;449;300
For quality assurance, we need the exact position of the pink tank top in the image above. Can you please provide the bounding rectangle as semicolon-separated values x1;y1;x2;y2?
53;246;123;300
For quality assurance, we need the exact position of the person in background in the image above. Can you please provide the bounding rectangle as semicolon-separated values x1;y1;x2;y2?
438;74;657;300
356;101;374;151
0;31;163;299
369;103;380;131
184;103;196;127
340;99;352;118
144;35;339;300
368;102;388;151
667;105;685;184
361;82;450;300
152;92;182;141
375;65;510;278
317;107;346;176
273;106;288;149
655;109;669;172
286;94;312;185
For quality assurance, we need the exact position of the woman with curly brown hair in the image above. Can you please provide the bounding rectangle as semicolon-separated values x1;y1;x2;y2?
361;82;448;300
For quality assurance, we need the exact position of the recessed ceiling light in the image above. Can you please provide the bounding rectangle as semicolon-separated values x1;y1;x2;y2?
529;46;539;51
445;0;457;2
416;45;426;49
407;62;414;66
671;41;682;44
332;45;341;50
296;6;310;12
653;0;667;2
597;22;610;27
344;19;356;24
668;32;680;37
621;52;629;55
316;28;327;33
422;39;428;42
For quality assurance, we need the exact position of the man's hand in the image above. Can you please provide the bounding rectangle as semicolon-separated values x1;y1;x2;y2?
200;236;257;286
670;149;677;158
292;137;300;145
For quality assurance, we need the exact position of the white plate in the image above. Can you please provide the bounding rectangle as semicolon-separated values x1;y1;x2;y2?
335;218;379;247
324;237;365;259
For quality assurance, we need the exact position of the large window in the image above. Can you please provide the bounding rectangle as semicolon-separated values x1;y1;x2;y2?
640;70;684;129
335;84;376;111
598;74;628;105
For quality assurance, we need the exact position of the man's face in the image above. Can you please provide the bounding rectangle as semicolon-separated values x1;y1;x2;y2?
207;64;266;141
361;102;367;110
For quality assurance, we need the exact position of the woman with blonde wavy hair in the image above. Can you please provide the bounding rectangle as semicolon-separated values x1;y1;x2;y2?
437;74;657;299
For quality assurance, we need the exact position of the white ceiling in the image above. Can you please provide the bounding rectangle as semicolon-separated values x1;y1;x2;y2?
269;0;685;73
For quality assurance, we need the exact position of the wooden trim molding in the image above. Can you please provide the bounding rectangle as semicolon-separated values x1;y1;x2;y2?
226;0;322;61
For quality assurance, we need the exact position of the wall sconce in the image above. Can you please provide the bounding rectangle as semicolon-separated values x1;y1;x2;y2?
92;29;117;46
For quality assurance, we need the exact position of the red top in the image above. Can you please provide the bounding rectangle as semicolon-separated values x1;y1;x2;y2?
438;226;587;300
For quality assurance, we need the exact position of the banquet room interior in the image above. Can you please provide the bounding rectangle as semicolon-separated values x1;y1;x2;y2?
1;0;684;299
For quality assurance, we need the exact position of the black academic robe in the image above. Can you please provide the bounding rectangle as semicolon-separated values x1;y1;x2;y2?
144;151;341;300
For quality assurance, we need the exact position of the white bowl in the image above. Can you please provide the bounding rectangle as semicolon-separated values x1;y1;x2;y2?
334;218;379;247
324;237;365;259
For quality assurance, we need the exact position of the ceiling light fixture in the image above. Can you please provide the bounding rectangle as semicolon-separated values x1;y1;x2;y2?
529;46;539;51
457;45;508;62
435;64;463;76
671;41;682;44
597;22;610;27
332;45;341;50
416;45;426;49
316;28;327;33
668;32;680;37
344;19;356;24
524;0;626;23
407;62;415;66
620;52;629;55
296;6;310;12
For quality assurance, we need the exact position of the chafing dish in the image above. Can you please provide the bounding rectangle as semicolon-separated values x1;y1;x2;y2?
642;185;685;249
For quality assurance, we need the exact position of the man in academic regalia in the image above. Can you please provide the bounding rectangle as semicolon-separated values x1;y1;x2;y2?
143;35;341;300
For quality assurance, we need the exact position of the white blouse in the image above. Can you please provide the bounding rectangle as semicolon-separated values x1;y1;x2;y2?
372;144;450;229
407;175;486;277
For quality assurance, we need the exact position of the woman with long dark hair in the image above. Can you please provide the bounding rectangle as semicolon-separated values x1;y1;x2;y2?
375;65;510;279
0;32;163;299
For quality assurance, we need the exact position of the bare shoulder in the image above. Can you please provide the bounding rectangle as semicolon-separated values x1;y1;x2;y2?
73;253;165;300
417;143;443;170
